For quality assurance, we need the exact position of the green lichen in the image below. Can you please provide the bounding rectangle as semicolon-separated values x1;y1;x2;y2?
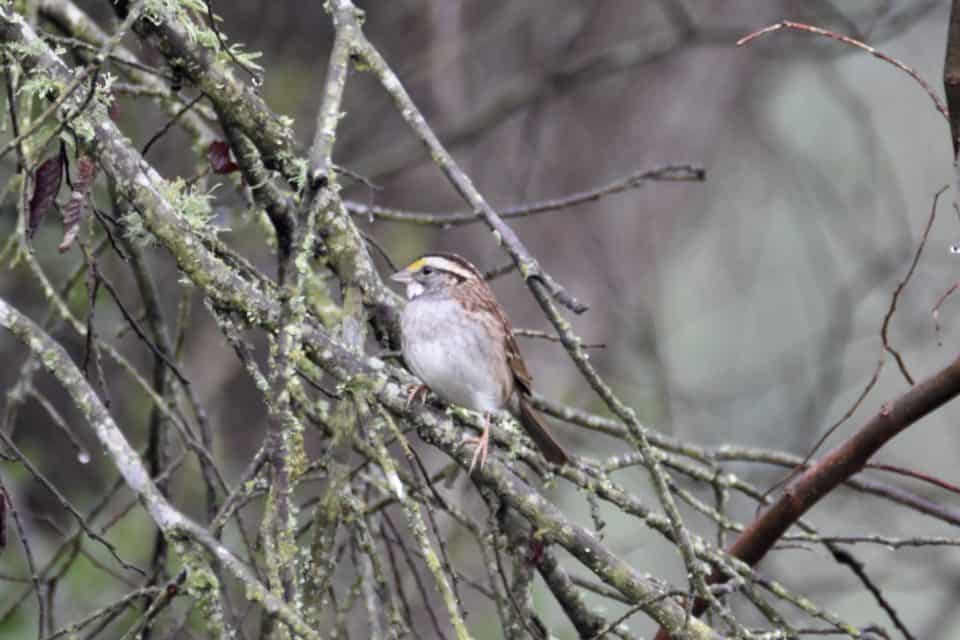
222;42;264;72
158;177;218;232
194;26;220;51
179;0;208;12
182;552;228;638
304;270;343;328
5;38;52;64
350;54;370;72
283;421;308;479
69;113;96;142
289;156;309;193
16;69;63;101
260;495;284;597
95;72;116;108
143;0;180;26
244;580;268;604
120;208;156;247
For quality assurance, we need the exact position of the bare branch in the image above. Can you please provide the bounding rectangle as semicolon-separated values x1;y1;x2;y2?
738;20;948;122
0;295;322;640
345;164;705;226
669;352;960;634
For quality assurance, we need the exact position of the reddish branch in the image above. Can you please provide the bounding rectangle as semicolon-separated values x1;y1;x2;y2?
881;187;945;384
655;353;960;639
868;463;960;496
934;282;960;342
727;353;960;565
650;19;960;639
763;187;945;503
944;0;960;154
738;20;949;123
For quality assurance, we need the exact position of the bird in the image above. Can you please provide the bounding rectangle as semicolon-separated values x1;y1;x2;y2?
390;252;569;471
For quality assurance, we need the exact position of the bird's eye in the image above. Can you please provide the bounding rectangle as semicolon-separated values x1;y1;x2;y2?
421;266;434;275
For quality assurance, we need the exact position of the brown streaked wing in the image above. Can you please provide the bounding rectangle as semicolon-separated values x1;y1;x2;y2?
475;279;534;393
505;330;533;394
454;274;533;394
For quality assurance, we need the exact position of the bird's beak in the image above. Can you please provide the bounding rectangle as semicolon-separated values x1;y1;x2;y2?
390;269;413;284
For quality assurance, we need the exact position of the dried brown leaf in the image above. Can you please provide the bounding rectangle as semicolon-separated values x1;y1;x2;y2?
59;157;97;253
28;155;64;239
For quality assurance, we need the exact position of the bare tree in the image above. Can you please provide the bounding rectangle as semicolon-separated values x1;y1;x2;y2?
0;2;958;639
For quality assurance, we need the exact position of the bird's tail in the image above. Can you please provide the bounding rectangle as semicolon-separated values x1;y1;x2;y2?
517;397;569;466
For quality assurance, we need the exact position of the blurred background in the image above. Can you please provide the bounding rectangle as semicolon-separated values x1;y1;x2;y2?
2;1;960;638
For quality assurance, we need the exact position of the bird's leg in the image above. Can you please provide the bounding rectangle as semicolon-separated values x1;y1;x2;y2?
405;384;429;409
466;413;491;472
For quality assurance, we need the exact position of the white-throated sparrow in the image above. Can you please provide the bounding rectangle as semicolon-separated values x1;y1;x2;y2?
391;253;569;470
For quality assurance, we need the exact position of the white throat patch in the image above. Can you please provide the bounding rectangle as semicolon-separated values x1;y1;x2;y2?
406;281;425;299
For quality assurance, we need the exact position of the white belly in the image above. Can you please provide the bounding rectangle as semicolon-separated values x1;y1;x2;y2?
401;297;509;413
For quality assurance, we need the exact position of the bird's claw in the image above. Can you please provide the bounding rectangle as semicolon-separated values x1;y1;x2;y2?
405;384;429;409
466;414;491;472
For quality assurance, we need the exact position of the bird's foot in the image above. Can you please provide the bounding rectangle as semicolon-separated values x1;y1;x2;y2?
405;384;429;409
466;414;491;472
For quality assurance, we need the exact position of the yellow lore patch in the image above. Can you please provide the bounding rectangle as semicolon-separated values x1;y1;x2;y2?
406;258;426;272
403;255;475;280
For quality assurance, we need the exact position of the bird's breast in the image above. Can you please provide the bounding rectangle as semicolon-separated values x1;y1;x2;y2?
400;297;510;413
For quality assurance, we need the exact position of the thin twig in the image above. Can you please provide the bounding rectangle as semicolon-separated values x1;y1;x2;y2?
0;295;322;639
867;463;960;495
0;481;44;637
141;93;205;157
202;0;262;86
339;7;587;314
737;20;948;121
881;186;946;384
759;357;885;506
0;431;145;576
93;265;189;385
764;187;945;505
4;58;25;172
514;328;605;349
829;548;915;640
0;1;147;160
933;281;959;344
345;164;705;226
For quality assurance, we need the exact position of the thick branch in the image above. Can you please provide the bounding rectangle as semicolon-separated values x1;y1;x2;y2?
730;353;960;565
0;11;719;634
655;352;960;639
112;0;300;181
